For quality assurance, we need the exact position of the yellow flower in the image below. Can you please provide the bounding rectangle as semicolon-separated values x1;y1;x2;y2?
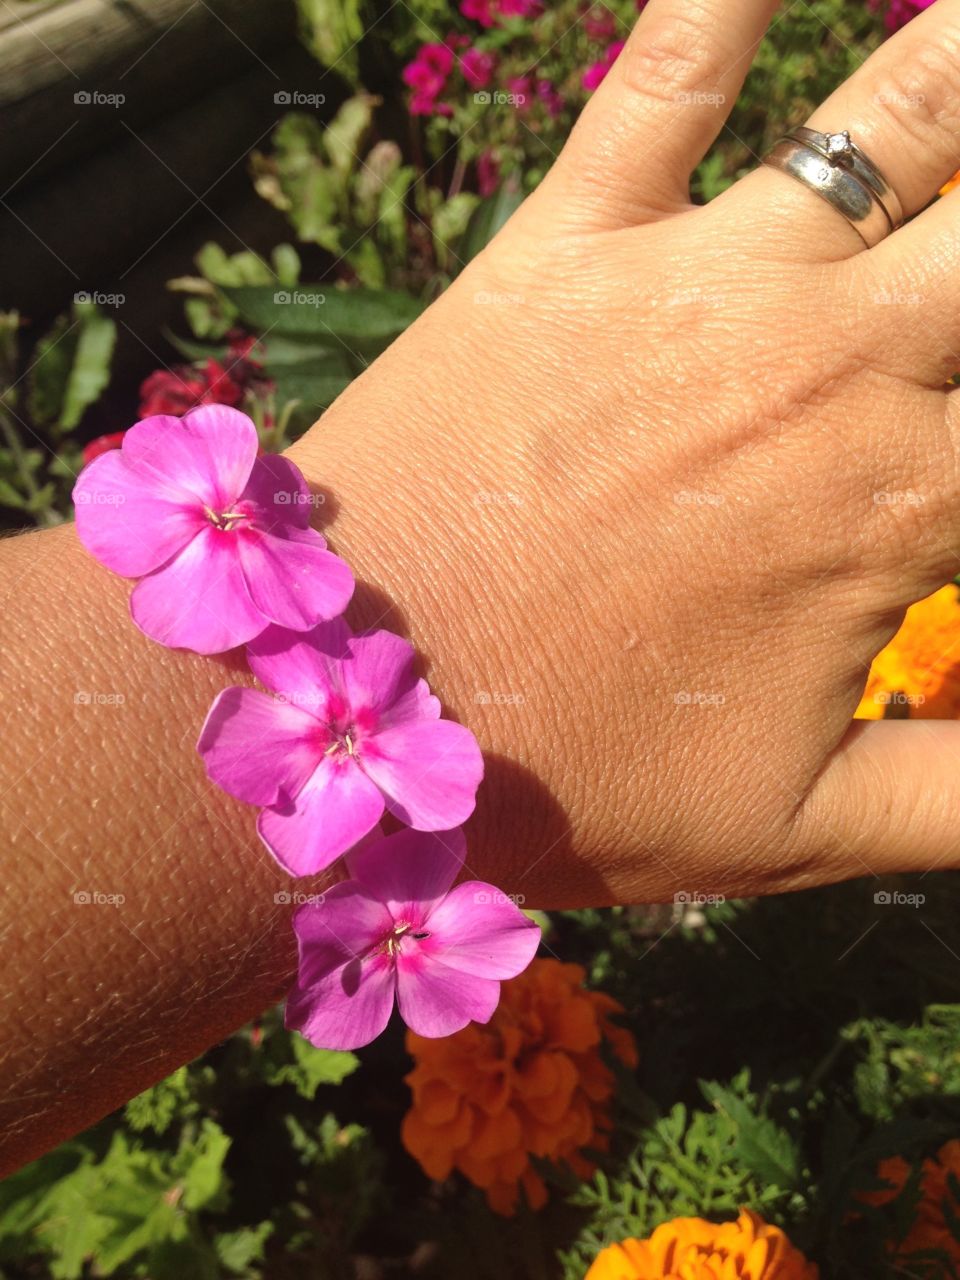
584;1209;818;1280
401;958;637;1215
855;584;960;719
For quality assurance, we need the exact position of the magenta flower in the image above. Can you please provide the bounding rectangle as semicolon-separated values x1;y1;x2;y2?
582;39;625;92
460;0;496;26
72;406;354;655
461;47;496;89
536;77;565;118
286;827;541;1049
403;42;456;114
198;619;484;876
877;0;934;31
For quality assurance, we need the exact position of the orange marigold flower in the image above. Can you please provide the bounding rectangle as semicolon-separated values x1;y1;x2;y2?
854;584;960;719
584;1208;818;1280
858;1139;960;1266
401;957;637;1216
941;170;960;197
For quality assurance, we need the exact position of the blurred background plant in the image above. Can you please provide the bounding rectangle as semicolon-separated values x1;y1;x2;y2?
3;0;960;1276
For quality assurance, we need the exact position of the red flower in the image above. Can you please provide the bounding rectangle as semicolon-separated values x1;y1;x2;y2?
82;430;126;465
138;358;243;419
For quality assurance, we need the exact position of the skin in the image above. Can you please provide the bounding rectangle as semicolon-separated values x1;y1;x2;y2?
3;0;960;1176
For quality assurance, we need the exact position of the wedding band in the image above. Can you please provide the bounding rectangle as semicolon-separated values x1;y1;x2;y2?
786;128;903;231
763;130;900;248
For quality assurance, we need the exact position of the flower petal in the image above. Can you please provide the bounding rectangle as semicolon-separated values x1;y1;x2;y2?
237;528;354;631
122;406;258;508
341;630;419;718
421;881;541;979
247;619;351;703
130;525;266;653
287;884;395;1050
258;756;385;876
346;827;465;924
395;952;500;1038
361;719;483;829
197;687;322;805
240;452;315;529
292;881;393;982
73;450;203;577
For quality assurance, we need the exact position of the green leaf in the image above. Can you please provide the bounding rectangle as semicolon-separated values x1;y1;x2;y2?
176;1119;231;1211
58;303;116;432
215;1222;273;1272
26;314;76;428
458;186;524;267
700;1079;800;1191
323;94;376;176
295;0;365;78
264;1035;359;1099
224;284;424;347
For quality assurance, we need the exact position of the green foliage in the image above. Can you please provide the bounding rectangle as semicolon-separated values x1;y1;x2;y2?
0;303;113;528
168;242;302;341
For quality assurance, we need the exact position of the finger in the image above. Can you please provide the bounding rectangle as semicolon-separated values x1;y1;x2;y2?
721;0;960;261
793;719;960;878
861;187;960;384
541;0;781;229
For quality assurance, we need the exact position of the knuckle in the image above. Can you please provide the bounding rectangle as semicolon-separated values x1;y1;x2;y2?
869;34;960;157
618;13;724;107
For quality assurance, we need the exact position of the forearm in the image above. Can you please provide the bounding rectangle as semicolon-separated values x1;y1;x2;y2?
0;285;560;1174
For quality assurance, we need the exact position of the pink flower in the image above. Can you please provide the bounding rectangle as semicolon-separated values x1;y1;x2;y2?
286;827;541;1049
582;5;617;40
498;0;542;15
582;39;625;92
477;149;501;197
197;619;484;875
878;0;935;30
536;77;564;117
460;0;496;25
72;406;354;655
461;47;496;89
403;42;456;113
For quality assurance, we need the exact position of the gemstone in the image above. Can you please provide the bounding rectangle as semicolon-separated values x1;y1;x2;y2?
824;131;854;165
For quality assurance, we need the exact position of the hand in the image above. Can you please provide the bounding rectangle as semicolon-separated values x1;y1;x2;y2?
290;0;960;907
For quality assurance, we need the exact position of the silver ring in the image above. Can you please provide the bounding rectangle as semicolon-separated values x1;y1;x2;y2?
763;130;900;249
786;128;903;231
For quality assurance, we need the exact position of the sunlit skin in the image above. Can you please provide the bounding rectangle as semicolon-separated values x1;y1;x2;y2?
5;0;960;1175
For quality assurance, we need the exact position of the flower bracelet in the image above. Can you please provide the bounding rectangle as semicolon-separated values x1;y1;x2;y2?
73;404;540;1050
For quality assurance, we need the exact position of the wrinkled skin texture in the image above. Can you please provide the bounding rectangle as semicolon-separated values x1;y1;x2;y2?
4;0;960;1175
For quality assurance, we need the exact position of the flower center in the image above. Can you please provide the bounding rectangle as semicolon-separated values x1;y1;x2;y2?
384;922;430;958
324;727;358;758
204;505;248;532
